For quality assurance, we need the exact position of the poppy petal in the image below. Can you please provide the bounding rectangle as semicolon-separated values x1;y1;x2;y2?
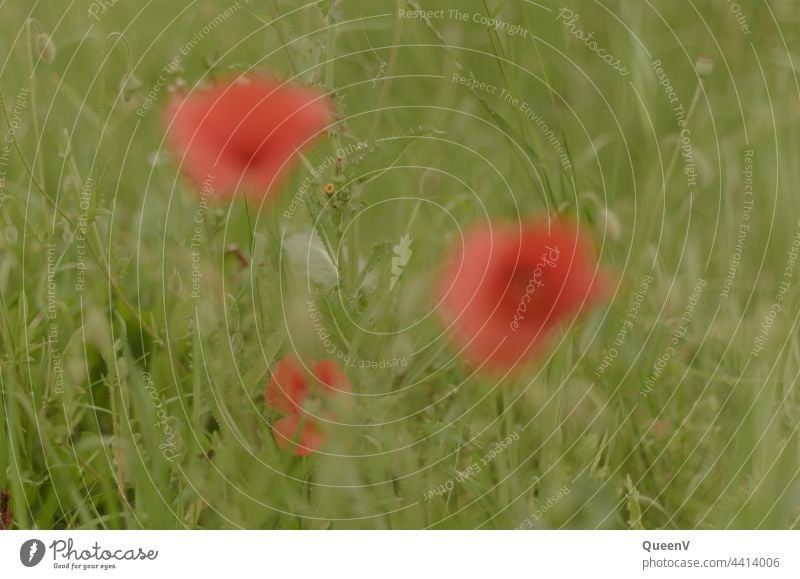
272;414;324;456
436;219;607;372
313;359;352;395
265;356;309;414
164;75;331;200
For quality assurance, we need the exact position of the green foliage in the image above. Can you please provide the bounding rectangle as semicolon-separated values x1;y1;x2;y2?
0;0;798;530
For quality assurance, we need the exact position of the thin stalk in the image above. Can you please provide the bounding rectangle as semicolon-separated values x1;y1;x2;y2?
264;1;300;76
636;79;704;274
243;198;266;332
323;1;356;287
26;19;45;186
368;0;404;142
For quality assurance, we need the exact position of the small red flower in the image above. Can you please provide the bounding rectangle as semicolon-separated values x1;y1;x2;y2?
164;75;331;200
272;414;325;457
265;356;351;455
265;356;309;415
436;218;607;372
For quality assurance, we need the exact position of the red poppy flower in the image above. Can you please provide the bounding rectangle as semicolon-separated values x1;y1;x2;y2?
265;356;351;455
164;75;331;200
265;356;309;415
272;414;325;457
265;356;351;414
436;218;607;372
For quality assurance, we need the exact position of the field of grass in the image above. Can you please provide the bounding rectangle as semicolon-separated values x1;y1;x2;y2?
1;0;800;530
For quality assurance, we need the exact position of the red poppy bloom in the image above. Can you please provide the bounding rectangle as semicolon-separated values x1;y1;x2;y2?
164;75;331;200
436;219;607;372
272;414;325;457
265;356;309;415
265;356;351;455
265;356;351;414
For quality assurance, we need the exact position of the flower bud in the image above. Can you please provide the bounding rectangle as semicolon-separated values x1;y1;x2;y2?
695;56;714;78
35;33;56;64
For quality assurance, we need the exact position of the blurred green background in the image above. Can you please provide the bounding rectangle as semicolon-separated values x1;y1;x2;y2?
1;0;800;529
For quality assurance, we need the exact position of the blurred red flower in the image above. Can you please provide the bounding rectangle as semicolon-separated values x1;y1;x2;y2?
265;356;351;414
164;75;330;200
436;219;607;372
272;414;325;457
265;356;351;455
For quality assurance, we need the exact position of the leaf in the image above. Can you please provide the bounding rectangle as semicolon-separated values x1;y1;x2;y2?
356;241;392;291
251;232;268;271
625;474;645;530
589;431;610;480
283;229;339;289
301;187;337;261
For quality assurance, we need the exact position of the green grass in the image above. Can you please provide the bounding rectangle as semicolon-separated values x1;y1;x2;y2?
1;0;800;529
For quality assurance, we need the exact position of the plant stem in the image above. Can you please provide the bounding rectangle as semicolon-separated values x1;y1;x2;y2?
265;1;300;76
368;0;403;143
26;19;45;186
323;1;357;287
636;78;704;274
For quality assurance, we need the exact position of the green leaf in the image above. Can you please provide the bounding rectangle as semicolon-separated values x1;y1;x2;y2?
625;474;645;530
356;241;392;291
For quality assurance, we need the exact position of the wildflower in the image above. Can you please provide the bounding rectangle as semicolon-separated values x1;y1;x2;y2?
272;414;325;457
265;356;351;455
164;75;330;200
435;218;607;372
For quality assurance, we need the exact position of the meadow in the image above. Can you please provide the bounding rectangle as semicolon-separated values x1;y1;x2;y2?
1;0;800;530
